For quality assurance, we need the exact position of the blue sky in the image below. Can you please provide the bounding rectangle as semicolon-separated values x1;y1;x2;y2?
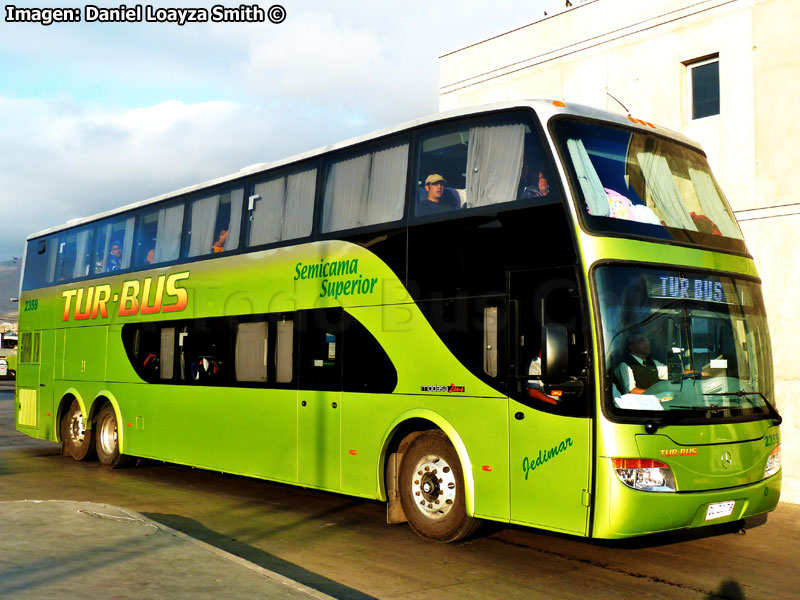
0;0;568;261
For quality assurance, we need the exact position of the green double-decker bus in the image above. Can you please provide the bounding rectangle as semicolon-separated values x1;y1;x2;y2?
15;100;781;542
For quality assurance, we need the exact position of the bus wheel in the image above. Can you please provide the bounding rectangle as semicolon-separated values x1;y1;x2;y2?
399;430;480;542
95;404;134;469
61;400;94;461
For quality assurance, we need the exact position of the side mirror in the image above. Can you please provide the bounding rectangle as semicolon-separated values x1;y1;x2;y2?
542;324;568;384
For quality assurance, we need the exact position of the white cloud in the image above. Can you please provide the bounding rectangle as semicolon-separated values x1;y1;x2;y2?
0;0;566;260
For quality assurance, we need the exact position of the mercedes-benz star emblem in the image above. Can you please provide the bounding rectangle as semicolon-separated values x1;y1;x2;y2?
721;451;733;469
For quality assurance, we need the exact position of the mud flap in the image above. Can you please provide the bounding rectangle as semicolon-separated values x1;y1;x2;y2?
386;452;408;524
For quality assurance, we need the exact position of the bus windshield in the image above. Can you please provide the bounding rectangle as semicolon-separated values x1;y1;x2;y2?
552;119;745;253
596;265;774;421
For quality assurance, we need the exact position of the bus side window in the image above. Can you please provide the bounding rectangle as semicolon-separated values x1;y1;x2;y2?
54;226;94;282
135;203;184;266
235;320;268;383
180;318;230;385
249;169;316;246
94;217;134;273
187;188;244;258
297;308;342;391
321;140;408;233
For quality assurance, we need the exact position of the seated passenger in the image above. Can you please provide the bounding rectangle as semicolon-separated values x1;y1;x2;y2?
417;174;461;215
615;332;668;394
212;229;228;253
106;241;123;271
518;165;550;198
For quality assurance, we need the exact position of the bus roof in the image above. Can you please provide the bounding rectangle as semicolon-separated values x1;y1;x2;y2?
27;99;700;240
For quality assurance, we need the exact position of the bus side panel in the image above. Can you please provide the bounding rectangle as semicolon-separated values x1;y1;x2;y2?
63;326;107;381
114;384;300;484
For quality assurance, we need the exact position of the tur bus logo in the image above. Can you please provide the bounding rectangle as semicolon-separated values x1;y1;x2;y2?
61;272;190;321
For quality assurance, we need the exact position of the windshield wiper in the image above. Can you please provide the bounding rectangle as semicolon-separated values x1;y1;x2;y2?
644;404;743;434
644;406;702;434
703;390;783;425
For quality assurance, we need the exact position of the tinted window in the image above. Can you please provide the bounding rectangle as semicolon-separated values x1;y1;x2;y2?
134;202;184;266
249;168;316;246
187;188;243;257
691;59;720;120
414;114;555;217
93;216;134;274
321;138;408;233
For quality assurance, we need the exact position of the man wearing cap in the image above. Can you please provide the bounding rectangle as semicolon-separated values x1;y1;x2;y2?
417;173;458;215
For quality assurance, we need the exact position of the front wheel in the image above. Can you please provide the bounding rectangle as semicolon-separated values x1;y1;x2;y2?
398;430;481;542
95;404;135;468
61;399;94;460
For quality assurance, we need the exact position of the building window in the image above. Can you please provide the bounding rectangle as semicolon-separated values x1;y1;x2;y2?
688;56;720;120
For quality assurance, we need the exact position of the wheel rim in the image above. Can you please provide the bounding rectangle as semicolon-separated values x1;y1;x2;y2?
410;454;457;519
98;413;118;456
68;411;86;445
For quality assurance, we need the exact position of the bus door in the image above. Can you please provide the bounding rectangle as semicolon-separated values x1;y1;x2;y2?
297;310;342;492
507;268;592;535
38;330;55;436
16;330;55;438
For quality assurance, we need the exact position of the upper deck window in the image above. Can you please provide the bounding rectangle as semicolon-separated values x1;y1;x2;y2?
134;202;184;266
414;116;555;217
321;140;408;233
248;168;315;245
552;119;744;253
187;188;243;257
93;217;135;274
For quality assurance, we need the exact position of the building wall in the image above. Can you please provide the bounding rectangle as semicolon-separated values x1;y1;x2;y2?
440;0;800;503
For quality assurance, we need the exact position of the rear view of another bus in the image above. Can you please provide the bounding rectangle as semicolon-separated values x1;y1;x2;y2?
549;105;781;537
0;331;18;379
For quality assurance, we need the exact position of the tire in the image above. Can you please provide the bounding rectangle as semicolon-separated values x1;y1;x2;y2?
398;430;481;542
95;403;134;468
61;399;95;461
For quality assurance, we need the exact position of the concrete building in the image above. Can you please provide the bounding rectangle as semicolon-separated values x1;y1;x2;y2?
440;0;799;503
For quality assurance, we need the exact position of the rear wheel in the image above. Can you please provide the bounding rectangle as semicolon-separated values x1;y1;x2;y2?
95;404;134;468
61;399;94;460
398;430;481;542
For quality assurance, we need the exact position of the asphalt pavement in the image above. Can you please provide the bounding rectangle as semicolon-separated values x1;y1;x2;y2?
0;499;340;599
0;380;336;600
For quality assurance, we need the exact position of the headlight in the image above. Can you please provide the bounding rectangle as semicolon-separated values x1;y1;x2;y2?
611;458;676;492
765;445;781;478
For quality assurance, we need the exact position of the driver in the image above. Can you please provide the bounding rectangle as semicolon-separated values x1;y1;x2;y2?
615;332;667;394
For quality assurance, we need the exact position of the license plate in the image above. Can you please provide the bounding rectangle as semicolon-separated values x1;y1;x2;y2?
705;501;735;521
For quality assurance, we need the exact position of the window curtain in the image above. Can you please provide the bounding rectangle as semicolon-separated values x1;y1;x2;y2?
154;204;184;263
322;154;372;232
250;170;315;245
73;229;93;278
235;321;267;382
121;217;135;269
282;170;315;240
466;124;525;207
688;168;741;238
275;319;293;383
188;195;220;257
46;237;58;283
225;189;243;250
251;178;286;246
364;144;408;226
160;327;175;380
97;223;112;272
636;142;696;231
566;138;610;216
